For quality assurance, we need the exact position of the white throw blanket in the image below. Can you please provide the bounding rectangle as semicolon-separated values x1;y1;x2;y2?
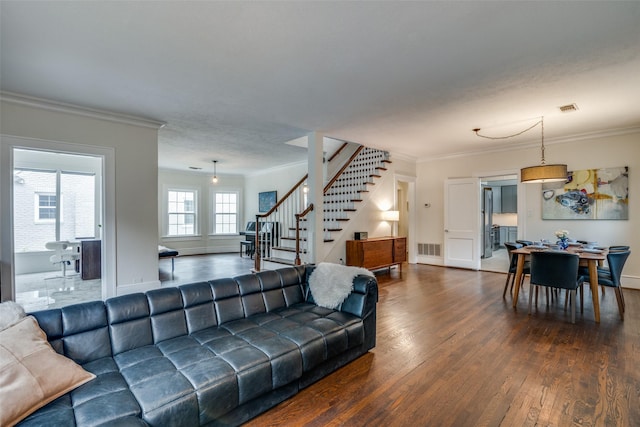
308;262;374;309
0;301;26;331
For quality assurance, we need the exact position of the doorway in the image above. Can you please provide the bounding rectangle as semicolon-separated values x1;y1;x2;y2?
480;174;518;273
395;175;416;264
12;148;104;310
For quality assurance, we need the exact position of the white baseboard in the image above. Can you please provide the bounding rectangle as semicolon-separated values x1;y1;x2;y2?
622;275;640;290
417;256;444;266
116;280;161;296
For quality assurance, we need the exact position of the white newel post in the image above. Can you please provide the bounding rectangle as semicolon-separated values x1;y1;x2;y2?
307;132;324;264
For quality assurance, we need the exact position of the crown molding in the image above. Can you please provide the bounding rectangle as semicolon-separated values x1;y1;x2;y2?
245;159;308;178
388;151;417;163
0;91;166;130
417;125;640;164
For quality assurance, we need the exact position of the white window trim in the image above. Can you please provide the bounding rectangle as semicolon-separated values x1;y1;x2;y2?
34;192;63;224
163;185;200;238
209;187;242;237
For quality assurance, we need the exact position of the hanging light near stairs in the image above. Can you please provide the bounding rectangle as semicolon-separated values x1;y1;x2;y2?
212;160;219;184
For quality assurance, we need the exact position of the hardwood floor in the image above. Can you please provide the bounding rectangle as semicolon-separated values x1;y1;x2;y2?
245;263;640;427
159;253;255;287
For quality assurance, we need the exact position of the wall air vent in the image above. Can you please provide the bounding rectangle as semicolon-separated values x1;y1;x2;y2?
418;243;441;257
559;103;579;113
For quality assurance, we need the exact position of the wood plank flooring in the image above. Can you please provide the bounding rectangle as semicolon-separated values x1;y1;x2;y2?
244;263;640;427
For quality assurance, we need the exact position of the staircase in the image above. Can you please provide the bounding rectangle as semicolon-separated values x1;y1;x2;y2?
255;145;391;271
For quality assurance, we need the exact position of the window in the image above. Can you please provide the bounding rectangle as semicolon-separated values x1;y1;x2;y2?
214;191;238;234
37;193;57;221
168;190;197;236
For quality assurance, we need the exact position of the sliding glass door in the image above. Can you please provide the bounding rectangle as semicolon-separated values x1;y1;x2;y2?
13;148;103;311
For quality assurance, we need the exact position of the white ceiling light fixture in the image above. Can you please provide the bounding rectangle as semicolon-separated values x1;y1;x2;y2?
212;160;219;184
473;117;567;184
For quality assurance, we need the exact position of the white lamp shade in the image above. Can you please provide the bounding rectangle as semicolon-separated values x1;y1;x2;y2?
381;210;400;222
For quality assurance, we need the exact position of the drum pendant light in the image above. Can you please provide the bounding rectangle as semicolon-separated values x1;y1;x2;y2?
520;118;567;183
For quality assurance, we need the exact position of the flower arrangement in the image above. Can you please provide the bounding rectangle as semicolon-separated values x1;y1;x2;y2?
555;229;570;250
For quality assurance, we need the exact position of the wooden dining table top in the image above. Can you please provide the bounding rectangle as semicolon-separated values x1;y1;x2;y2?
511;245;607;260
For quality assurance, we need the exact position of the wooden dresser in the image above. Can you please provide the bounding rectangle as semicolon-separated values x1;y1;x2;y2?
346;236;406;272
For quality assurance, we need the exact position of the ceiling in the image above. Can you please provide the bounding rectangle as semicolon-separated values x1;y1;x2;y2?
2;1;640;175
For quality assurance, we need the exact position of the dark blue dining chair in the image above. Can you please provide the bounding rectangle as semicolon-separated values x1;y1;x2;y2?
596;250;630;320
503;242;530;298
529;251;584;324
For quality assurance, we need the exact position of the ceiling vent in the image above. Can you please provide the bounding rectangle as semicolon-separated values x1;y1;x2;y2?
559;103;579;113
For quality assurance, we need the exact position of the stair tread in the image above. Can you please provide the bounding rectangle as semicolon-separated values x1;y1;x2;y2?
282;236;307;241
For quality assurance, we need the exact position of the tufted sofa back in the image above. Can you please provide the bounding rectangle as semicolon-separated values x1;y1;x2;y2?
32;265;310;361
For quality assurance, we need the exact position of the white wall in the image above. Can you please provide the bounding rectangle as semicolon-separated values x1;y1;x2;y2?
416;130;640;289
244;161;308;218
1;97;161;299
158;169;245;254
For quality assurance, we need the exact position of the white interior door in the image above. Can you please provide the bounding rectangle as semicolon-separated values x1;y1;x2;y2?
444;177;481;270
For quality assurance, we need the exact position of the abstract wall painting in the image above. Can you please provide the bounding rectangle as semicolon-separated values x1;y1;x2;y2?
542;166;628;220
258;191;277;213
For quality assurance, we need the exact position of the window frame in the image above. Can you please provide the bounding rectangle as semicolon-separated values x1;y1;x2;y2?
210;188;241;236
34;192;63;224
165;187;199;237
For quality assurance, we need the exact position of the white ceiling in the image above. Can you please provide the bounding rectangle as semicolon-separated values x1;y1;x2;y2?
2;1;640;175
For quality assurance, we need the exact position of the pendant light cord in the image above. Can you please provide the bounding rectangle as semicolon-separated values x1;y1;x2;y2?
473;116;547;163
473;118;543;140
539;118;546;165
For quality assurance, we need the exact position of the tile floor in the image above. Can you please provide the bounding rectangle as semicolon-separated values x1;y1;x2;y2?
481;247;509;273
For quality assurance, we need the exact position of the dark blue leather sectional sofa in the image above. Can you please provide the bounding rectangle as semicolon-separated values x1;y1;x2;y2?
19;265;378;426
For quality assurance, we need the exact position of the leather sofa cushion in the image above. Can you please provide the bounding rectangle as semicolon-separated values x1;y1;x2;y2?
116;346;200;426
212;278;245;324
147;288;188;343
107;294;153;355
181;282;218;333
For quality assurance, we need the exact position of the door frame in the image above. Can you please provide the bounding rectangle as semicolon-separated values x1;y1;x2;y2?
444;177;481;270
1;135;116;302
474;169;524;237
394;173;417;264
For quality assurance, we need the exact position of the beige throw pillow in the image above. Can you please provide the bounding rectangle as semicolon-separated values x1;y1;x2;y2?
0;316;96;427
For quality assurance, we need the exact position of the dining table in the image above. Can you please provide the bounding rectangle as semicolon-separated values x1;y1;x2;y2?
511;244;607;322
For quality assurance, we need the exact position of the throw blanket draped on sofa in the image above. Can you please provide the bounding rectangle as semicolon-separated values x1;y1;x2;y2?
309;262;374;309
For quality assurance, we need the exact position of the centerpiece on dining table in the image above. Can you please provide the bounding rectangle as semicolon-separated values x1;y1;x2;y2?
555;229;570;250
